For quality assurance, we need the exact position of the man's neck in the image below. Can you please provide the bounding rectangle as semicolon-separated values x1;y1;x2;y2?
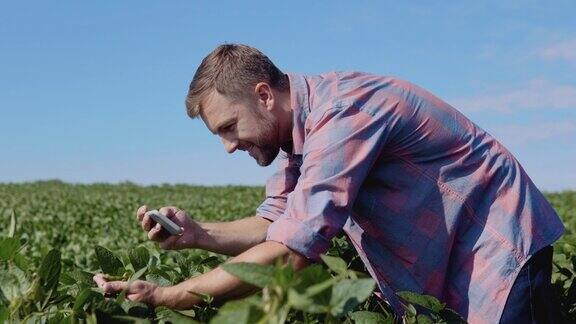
275;88;294;152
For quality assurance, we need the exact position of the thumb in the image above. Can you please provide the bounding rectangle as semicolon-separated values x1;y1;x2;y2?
93;273;108;288
103;280;130;294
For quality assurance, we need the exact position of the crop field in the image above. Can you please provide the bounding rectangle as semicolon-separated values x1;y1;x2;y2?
1;181;575;323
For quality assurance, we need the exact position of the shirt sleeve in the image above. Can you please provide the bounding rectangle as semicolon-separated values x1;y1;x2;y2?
256;151;301;222
266;103;392;261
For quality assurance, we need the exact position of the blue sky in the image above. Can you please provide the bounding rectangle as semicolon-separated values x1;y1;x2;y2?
1;1;575;191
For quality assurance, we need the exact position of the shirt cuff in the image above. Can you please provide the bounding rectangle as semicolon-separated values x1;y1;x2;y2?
256;212;277;222
256;206;281;222
266;215;331;261
256;196;290;222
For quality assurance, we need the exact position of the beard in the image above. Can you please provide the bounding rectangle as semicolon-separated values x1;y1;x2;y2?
248;145;279;166
250;109;281;166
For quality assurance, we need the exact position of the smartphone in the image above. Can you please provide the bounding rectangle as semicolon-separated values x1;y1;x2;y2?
145;210;183;236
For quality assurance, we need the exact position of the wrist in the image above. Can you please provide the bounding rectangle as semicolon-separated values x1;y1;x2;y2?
152;285;169;307
154;283;203;310
192;222;211;250
153;285;182;309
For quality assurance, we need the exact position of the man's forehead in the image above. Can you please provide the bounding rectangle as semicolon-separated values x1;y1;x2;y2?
200;91;236;134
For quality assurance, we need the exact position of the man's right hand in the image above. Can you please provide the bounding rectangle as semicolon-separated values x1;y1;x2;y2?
137;205;199;250
138;205;271;256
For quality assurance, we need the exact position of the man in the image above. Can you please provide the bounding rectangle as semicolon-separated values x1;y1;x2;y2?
94;44;565;323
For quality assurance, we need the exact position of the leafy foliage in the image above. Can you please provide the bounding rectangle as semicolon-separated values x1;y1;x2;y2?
0;182;574;323
548;191;576;321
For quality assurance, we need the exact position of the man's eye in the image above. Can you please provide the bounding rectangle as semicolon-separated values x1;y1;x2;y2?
224;124;235;131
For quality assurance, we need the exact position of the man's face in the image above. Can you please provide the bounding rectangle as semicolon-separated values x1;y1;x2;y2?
200;90;280;166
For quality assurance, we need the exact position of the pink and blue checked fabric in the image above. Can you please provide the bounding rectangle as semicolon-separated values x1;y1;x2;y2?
256;71;565;323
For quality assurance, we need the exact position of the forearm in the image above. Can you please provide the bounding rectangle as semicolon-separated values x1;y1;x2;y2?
193;215;272;256
156;240;308;310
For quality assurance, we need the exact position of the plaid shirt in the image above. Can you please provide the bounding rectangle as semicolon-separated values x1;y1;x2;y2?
256;71;565;323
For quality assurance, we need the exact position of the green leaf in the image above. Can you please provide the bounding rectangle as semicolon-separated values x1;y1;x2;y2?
51;292;75;307
405;304;417;317
146;273;171;287
129;266;148;282
111;315;152;323
553;261;573;278
294;264;332;292
567;277;576;302
289;270;336;313
38;249;61;294
59;315;75;324
0;288;8;306
321;254;349;276
26;276;43;303
330;278;376;317
128;246;149;271
8;209;16;238
416;314;434;324
209;299;264;324
274;260;295;288
199;255;221;267
397;291;445;313
175;308;196;318
12;253;30;271
438;308;467;323
126;302;153;318
350;311;394;324
115;288;127;305
95;245;124;276
0;237;20;261
221;262;275;288
0;305;8;323
288;289;330;314
187;290;214;303
299;277;338;304
155;306;200;323
65;269;94;285
47;312;65;324
0;264;30;301
73;288;102;313
94;299;126;318
60;273;76;285
176;255;191;278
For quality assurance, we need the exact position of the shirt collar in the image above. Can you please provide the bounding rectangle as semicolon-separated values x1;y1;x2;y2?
286;73;310;156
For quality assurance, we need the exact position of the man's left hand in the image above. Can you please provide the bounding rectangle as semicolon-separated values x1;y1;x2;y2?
93;273;162;306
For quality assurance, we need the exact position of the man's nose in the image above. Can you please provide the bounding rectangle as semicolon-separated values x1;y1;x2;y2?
222;137;239;154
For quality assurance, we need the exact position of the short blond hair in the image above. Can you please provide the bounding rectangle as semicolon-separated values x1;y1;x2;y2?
185;44;289;118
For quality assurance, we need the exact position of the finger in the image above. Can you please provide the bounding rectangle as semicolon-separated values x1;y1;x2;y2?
162;207;188;223
137;205;148;222
174;209;187;220
158;206;179;219
126;293;140;302
148;223;169;242
93;273;108;288
142;213;154;231
103;280;129;294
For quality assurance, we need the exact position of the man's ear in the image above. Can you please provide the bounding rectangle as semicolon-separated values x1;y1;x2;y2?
254;82;274;112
